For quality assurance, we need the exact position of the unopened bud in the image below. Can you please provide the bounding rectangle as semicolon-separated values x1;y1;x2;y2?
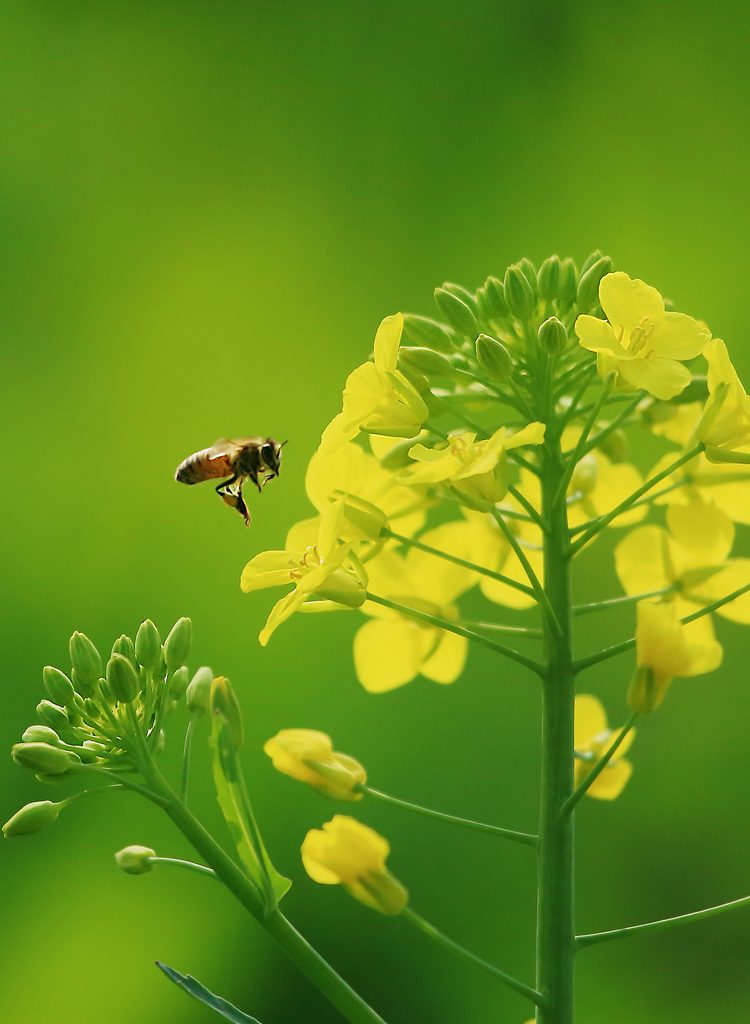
559;257;578;308
84;698;101;718
169;666;189;699
441;281;479;312
36;700;69;733
476;334;514;382
503;266;535;321
537;316;568;355
71;666;95;699
378;432;427;470
628;665;668;715
537;255;563;302
596;428;629;463
434;288;479;338
3;800;61;837
112;635;137;665
397;362;431;395
398;346;453;378
577;257;613;312
580;249;604;276
517;258;538;296
164;617;192;669
115;845;155;874
341;494;388;541
402;313;456;353
22;725;60;745
210;676;244;749
12;742;72;775
569;454;599;497
106;654;138;704
135;619;161;669
69;632;102;689
43;666;75;706
481;276;508;320
186;667;213;715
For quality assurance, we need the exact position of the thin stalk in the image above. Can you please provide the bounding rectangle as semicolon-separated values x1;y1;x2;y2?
150;856;219;881
567;481;685;536
572;588;675;617
553;378;615;505
424;420;450;440
365;593;545;676
558;365;598;428
577;893;750;950
381;527;536;599
459;620;543;639
507;483;547;531
490;509;562;638
507;377;536;420
680;580;750;622
560;712;638;815
74;764;167;805
507;450;541;476
359;785;537;847
569;446;703;554
555;360;597;400
581;394;644;457
402;907;547;1007
428;392;487;436
494;506;535;524
181;713;198;803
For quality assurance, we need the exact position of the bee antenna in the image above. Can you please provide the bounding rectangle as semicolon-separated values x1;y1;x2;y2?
279;439;289;448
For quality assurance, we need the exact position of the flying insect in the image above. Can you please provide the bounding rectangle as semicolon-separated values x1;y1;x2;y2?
175;437;285;526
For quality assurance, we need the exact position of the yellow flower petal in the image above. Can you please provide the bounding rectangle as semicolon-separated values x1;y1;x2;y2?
574;694;607;748
373;313;404;375
617;355;692;402
599;272;664;339
666;501;734;569
615;526;672;595
353;618;426;692
586;759;633;800
420;629;467;684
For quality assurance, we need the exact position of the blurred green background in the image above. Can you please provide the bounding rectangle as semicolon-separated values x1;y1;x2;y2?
2;2;750;1022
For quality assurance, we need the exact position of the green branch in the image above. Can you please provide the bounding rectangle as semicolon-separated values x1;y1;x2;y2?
553;376;615;505
359;785;537;847
507;483;547;531
560;712;638;816
150;856;219;881
402;907;548;1007
577;893;750;950
567;480;686;537
365;592;546;676
489;509;562;638
571;588;675;618
459;620;543;639
581;394;644;458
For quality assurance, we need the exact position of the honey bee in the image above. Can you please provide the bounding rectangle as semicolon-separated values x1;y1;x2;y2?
175;437;285;526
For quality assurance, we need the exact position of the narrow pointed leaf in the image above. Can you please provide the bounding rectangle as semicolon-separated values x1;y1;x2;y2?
156;962;263;1023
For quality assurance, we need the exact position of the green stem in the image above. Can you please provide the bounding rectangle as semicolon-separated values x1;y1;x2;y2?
359;785;537;847
490;509;562;638
569;445;703;555
571;588;675;617
150;856;219;881
507;450;541;476
365;593;546;677
558;365;598;427
577;893;750;950
181;714;198;803
428;391;487;436
402;907;547;1007
560;712;638;816
381;527;536;600
459;620;543;639
74;764;167;805
567;480;685;536
553;377;615;505
424;420;450;440
507;483;547;531
581;393;644;457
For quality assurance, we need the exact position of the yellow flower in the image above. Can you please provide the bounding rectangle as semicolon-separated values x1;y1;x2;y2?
576;272;710;400
400;422;546;510
241;501;368;646
629;600;722;714
353;522;476;692
305;438;428;544
697;339;750;462
318;314;429;456
615;500;750;626
574;695;634;800
301;815;408;915
264;729;366;801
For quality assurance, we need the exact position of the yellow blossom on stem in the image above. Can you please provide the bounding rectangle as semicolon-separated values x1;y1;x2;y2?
576;272;710;400
400;422;546;510
318;314;429;456
696;339;750;462
301;815;408;915
629;600;722;714
574;695;634;800
264;729;366;801
615;500;750;626
240;500;368;646
354;522;476;692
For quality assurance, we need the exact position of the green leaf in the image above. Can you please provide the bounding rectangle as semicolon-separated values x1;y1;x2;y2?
209;711;291;914
156;962;263;1023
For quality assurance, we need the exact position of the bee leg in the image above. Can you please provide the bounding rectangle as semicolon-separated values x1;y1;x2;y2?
235;485;251;527
215;474;239;496
248;471;262;494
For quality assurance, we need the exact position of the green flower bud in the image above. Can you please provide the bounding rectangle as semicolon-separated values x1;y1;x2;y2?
43;666;75;706
12;742;72;775
112;635;137;665
596;428;629;463
398;346;453;378
475;334;514;382
537;316;568;355
440;281;479;314
434;288;479;339
503;266;535;321
154;651;168;682
98;676;113;702
481;276;508;320
569;453;599;497
397;361;431;395
83;740;107;754
106;654;139;704
164;617;192;669
537;256;563;302
577;256;613;312
402;313;456;353
169;666;189;699
115;845;155;874
377;432;427;470
66;744;100;764
135;620;161;669
580;249;604;277
36;700;69;733
22;725;60;745
3;800;60;838
340;494;388;541
559;257;578;308
517;258;538;296
69;632;102;689
210;676;244;749
186;667;213;715
71;666;95;699
84;698;101;718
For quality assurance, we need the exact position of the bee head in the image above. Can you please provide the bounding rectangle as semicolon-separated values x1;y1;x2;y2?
260;439;284;476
